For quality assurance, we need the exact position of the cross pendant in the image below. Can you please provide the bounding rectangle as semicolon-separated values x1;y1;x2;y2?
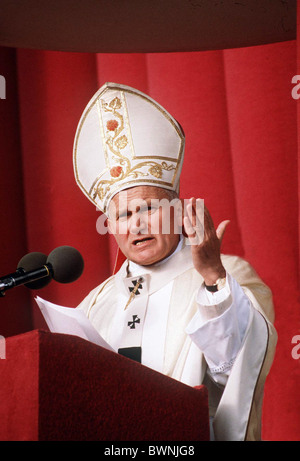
124;277;144;311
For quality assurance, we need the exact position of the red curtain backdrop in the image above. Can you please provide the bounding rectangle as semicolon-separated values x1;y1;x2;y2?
0;24;299;440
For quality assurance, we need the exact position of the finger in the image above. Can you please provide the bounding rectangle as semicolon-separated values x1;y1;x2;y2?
203;206;215;231
216;220;230;243
186;203;204;237
186;199;196;227
194;199;204;222
202;207;216;241
183;215;202;245
183;214;195;237
186;202;196;228
186;199;203;227
195;199;205;241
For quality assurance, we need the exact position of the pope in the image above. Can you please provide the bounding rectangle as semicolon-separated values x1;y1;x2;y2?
73;83;277;441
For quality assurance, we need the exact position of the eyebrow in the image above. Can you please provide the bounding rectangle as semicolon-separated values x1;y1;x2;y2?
115;198;156;218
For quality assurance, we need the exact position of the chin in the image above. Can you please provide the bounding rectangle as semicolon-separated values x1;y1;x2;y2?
131;256;156;266
129;250;160;266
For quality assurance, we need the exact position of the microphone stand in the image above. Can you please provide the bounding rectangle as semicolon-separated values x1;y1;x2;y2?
0;265;52;297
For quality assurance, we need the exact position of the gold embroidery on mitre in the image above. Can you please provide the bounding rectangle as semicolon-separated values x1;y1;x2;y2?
90;93;176;205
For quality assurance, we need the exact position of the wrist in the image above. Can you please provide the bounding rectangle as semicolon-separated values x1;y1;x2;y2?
203;266;226;287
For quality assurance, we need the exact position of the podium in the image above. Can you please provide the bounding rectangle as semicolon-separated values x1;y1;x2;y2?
0;330;209;441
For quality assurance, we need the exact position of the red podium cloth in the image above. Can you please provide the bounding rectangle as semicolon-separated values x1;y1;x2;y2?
0;330;209;441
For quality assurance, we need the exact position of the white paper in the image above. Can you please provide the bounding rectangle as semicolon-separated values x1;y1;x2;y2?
35;296;115;352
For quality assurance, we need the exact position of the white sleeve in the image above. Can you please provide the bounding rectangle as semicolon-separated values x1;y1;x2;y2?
185;272;251;385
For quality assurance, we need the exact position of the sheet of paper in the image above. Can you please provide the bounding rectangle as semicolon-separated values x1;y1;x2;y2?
35;296;115;352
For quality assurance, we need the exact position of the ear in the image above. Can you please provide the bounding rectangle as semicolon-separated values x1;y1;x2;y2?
107;218;117;235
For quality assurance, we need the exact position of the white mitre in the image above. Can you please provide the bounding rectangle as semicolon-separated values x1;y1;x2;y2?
73;82;185;214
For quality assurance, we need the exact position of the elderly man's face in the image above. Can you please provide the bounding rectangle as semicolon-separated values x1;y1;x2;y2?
107;186;181;266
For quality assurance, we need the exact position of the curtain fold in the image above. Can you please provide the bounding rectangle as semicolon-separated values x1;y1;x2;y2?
15;50;113;325
0;47;32;337
224;41;300;440
0;33;299;439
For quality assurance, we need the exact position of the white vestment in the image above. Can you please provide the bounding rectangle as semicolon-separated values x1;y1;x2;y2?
77;240;277;441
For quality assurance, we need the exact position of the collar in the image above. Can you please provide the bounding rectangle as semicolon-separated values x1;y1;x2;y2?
129;234;184;274
115;237;194;298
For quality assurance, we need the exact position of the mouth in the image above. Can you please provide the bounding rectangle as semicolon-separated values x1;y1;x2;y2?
132;237;154;246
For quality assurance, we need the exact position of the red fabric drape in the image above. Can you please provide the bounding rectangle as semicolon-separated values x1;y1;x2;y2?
0;33;299;439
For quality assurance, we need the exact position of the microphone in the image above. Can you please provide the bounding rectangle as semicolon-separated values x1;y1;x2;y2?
0;246;84;295
17;251;50;289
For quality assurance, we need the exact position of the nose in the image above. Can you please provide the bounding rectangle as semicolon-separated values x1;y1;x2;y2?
129;211;148;235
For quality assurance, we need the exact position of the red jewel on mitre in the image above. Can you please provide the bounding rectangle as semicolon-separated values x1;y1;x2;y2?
106;119;119;131
110;166;123;178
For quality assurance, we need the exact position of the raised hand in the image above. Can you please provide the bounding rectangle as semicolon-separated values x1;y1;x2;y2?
183;198;230;285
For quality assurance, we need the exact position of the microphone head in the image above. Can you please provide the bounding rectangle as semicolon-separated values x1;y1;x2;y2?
47;246;84;283
17;252;51;289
